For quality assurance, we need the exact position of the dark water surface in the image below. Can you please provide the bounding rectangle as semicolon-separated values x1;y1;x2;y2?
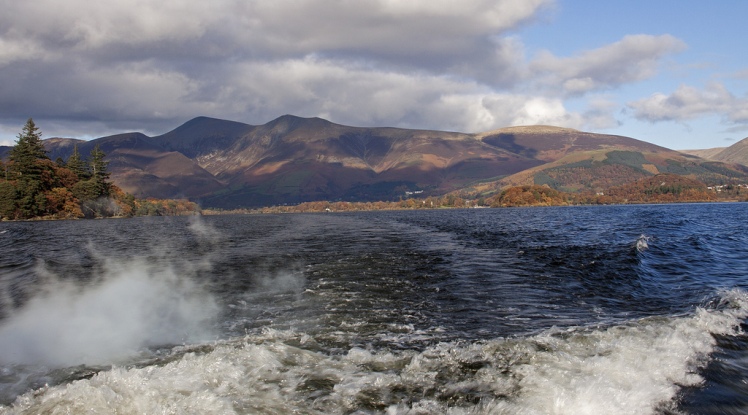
0;203;747;414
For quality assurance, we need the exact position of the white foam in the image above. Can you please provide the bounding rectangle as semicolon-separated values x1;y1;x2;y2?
636;234;650;252
2;290;746;414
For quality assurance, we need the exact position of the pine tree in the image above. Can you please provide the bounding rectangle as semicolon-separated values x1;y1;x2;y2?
8;118;50;218
89;143;110;197
9;118;48;181
0;181;17;219
66;144;88;179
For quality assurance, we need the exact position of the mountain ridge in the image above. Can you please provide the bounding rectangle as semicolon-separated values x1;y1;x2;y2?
3;115;748;208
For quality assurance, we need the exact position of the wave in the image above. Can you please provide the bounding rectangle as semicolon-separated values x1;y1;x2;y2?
636;234;651;252
2;289;746;415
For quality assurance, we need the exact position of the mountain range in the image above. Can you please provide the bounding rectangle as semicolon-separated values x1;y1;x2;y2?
3;115;748;208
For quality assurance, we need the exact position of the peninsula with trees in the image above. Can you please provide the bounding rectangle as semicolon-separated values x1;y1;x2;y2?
0;119;198;220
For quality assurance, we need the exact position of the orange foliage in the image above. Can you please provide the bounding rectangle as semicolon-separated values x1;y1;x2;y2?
487;185;569;207
44;187;84;219
604;174;715;203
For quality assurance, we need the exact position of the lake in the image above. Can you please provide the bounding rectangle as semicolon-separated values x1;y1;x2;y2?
1;203;747;414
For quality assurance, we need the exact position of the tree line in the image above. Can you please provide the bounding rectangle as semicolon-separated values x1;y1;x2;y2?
208;173;738;215
0;119;199;220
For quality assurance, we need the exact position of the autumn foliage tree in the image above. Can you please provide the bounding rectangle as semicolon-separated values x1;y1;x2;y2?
487;185;569;207
0;119;200;220
604;174;715;203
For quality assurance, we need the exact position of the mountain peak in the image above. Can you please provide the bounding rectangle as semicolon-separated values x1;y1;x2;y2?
490;125;581;135
154;116;252;143
167;116;250;136
271;114;306;122
262;114;335;134
268;114;331;124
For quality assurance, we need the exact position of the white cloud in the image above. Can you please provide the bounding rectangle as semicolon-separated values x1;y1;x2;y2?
207;57;494;130
581;97;621;130
628;83;748;124
200;56;597;133
0;37;44;68
531;34;686;95
475;95;580;128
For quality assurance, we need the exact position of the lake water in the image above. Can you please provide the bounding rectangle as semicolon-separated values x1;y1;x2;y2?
0;203;747;414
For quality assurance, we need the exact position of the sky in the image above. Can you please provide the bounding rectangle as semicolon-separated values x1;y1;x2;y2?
1;0;746;150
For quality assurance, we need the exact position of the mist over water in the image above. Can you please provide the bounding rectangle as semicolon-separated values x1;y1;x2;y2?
0;204;747;413
0;256;218;366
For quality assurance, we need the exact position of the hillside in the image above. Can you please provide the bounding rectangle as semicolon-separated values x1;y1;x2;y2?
3;115;748;208
709;137;748;166
477;125;671;161
508;149;745;189
463;127;748;198
182;116;542;207
44;133;224;199
681;147;727;160
680;136;748;167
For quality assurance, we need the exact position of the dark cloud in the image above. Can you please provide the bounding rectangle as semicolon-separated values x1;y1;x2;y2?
0;0;697;140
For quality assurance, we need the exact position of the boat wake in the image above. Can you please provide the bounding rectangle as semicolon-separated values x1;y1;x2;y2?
2;289;745;415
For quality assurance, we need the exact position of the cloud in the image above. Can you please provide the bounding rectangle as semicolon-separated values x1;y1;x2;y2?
530;34;686;95
204;56;580;133
0;0;691;140
582;97;622;130
0;0;556;135
0;37;44;68
190;55;617;133
735;69;748;80
628;83;748;124
1;0;550;66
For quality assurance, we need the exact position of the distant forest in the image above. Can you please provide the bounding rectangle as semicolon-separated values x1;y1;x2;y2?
210;175;744;215
0;119;199;220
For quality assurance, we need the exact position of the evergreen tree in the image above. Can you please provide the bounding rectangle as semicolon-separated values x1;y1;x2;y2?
0;181;17;219
15;179;45;218
9;118;48;181
88;143;110;197
66;144;88;179
72;143;112;216
8;118;50;218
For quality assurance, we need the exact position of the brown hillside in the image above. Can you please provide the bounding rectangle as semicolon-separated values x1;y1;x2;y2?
6;115;747;209
709;137;748;166
153;115;542;206
47;133;225;199
478;125;672;162
680;147;727;160
464;147;748;199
